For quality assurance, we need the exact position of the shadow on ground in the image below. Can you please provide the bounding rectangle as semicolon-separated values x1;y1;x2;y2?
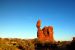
35;40;75;50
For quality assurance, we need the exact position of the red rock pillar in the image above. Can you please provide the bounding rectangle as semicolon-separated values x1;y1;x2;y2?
48;26;54;42
36;20;44;41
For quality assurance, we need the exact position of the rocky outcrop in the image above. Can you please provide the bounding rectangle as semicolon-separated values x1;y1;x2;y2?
36;20;54;42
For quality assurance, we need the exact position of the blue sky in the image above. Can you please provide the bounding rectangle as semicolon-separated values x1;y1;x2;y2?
0;0;75;41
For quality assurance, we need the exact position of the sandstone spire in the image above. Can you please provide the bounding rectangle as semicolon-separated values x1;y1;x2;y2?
36;20;54;42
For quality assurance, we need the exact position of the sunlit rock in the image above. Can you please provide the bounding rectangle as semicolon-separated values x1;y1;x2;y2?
36;20;54;42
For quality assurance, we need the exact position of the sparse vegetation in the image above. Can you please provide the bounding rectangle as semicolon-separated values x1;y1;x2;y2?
0;38;75;50
0;38;35;50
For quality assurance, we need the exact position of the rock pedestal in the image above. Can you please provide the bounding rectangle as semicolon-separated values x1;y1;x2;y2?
36;20;54;42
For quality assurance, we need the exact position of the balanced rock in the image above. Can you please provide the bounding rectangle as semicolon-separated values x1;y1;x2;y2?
36;20;54;42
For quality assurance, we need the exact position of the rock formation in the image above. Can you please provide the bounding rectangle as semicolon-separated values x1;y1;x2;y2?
73;37;75;41
36;20;54;42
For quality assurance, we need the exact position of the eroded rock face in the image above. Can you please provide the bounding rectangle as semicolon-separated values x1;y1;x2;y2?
36;20;54;42
36;20;41;29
